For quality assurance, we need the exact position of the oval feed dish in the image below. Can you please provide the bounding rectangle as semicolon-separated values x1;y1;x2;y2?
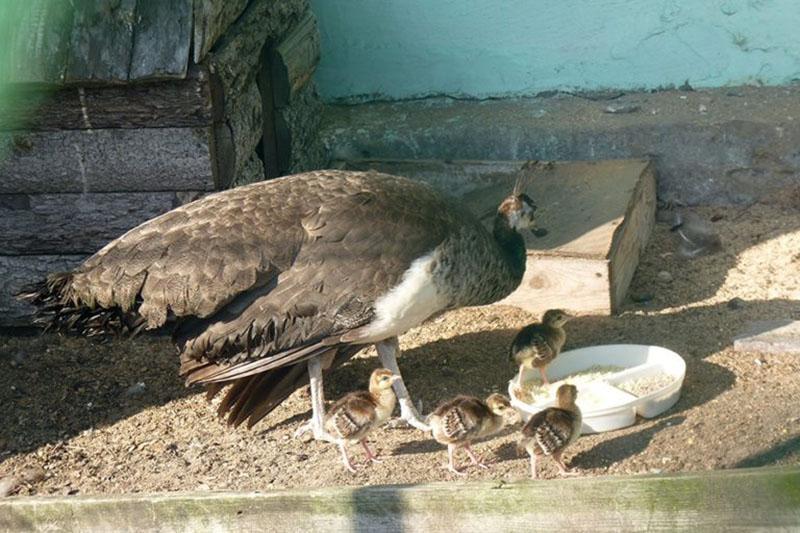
508;344;686;434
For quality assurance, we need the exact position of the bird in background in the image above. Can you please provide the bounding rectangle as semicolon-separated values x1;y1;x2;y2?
324;368;399;472
429;393;515;475
670;210;722;258
510;309;573;386
20;162;546;445
518;383;582;479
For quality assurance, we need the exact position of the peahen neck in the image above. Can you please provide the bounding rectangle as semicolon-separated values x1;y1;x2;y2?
493;214;527;284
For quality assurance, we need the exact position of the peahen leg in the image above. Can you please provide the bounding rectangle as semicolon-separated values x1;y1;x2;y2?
293;355;337;443
376;337;430;432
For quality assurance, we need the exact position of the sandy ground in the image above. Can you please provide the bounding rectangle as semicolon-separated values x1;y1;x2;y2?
1;203;799;496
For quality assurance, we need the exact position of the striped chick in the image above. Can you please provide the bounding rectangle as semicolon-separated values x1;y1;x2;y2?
510;309;573;386
324;368;399;473
519;384;582;479
430;394;513;475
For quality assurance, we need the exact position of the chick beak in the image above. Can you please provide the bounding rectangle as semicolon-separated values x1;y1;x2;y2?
390;375;401;384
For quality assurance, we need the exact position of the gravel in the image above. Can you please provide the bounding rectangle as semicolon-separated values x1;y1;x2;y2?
1;204;799;494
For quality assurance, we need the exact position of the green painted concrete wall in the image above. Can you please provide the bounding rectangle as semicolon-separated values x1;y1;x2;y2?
310;0;800;102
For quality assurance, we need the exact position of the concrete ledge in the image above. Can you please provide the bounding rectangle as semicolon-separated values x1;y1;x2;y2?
2;466;799;532
734;320;800;355
321;85;800;205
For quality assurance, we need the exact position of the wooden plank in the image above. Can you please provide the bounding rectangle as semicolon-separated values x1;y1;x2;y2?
228;77;265;186
0;67;215;131
208;0;309;101
0;0;74;84
65;0;137;83
129;0;192;81
343;159;652;259
0;255;86;325
0;191;202;255
192;0;249;63
204;0;309;183
257;42;280;179
1;467;799;531
609;162;657;311
501;255;612;315
0;127;215;193
734;320;800;355
271;12;321;108
275;81;325;173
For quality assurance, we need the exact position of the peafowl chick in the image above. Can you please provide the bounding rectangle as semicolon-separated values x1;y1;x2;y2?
519;384;582;479
324;368;399;473
510;309;573;386
429;393;513;475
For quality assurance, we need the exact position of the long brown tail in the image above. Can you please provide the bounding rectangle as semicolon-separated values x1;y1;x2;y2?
202;345;362;429
17;272;145;337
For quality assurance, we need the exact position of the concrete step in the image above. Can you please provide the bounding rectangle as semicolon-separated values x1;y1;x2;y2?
322;85;800;206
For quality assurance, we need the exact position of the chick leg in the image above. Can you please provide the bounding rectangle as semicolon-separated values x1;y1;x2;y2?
360;439;382;463
529;452;538;479
538;366;550;386
553;450;577;476
376;337;431;432
464;443;491;469
294;356;337;443
517;364;526;387
339;443;358;473
445;444;466;476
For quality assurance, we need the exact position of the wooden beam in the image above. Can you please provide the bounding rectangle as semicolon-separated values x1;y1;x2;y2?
271;12;320;108
65;0;137;84
0;191;202;255
208;0;309;102
609;163;657;311
257;42;280;179
0;127;215;193
205;0;309;184
227;78;265;186
1;467;799;531
0;67;215;131
128;0;192;81
0;255;86;325
192;0;249;64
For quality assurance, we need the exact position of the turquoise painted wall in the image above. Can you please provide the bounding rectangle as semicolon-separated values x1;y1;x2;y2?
310;0;800;102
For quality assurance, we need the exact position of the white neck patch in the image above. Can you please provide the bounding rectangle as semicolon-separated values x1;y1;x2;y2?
507;202;534;230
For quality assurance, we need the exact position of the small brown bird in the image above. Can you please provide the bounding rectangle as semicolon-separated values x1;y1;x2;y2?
429;393;513;475
670;210;722;258
510;309;573;386
324;368;400;472
519;384;582;479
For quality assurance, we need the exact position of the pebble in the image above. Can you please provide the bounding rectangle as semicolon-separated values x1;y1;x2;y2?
123;382;147;398
21;466;46;484
630;292;654;304
727;297;745;310
657;271;673;282
698;104;708;114
604;103;640;114
0;477;20;497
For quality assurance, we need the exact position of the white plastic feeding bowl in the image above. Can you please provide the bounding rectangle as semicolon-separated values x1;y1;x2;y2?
508;344;686;434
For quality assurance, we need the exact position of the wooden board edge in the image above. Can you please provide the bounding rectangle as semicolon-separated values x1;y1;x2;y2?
608;162;657;312
2;466;799;531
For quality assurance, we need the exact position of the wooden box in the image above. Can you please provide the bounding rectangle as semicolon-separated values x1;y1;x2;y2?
340;159;657;315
